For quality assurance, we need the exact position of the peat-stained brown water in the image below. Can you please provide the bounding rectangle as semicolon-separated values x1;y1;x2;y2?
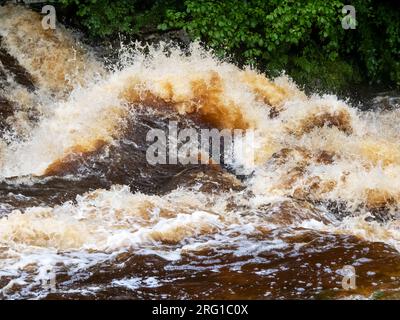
1;5;400;300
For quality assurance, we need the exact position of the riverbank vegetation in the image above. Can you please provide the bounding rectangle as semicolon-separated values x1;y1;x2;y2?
56;0;400;93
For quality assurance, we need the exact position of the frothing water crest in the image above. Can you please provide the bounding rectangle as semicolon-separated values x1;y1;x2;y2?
1;5;400;300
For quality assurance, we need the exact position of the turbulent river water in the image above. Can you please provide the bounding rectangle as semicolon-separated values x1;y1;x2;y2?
1;5;400;300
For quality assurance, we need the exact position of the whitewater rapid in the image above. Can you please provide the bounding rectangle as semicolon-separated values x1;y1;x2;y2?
1;5;400;299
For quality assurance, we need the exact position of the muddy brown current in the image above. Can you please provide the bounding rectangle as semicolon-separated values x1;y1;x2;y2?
1;5;400;300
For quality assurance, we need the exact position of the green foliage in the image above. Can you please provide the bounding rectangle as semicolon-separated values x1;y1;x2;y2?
163;0;343;63
162;0;399;90
160;0;353;89
56;0;400;90
58;0;137;36
349;0;400;87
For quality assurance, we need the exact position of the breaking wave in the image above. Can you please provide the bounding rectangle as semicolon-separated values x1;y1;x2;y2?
1;5;400;299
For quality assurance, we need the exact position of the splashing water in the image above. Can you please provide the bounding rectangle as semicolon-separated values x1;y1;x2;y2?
1;5;400;300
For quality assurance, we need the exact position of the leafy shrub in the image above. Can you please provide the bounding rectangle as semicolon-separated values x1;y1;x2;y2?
56;0;400;90
58;0;137;36
161;0;399;90
349;0;400;87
